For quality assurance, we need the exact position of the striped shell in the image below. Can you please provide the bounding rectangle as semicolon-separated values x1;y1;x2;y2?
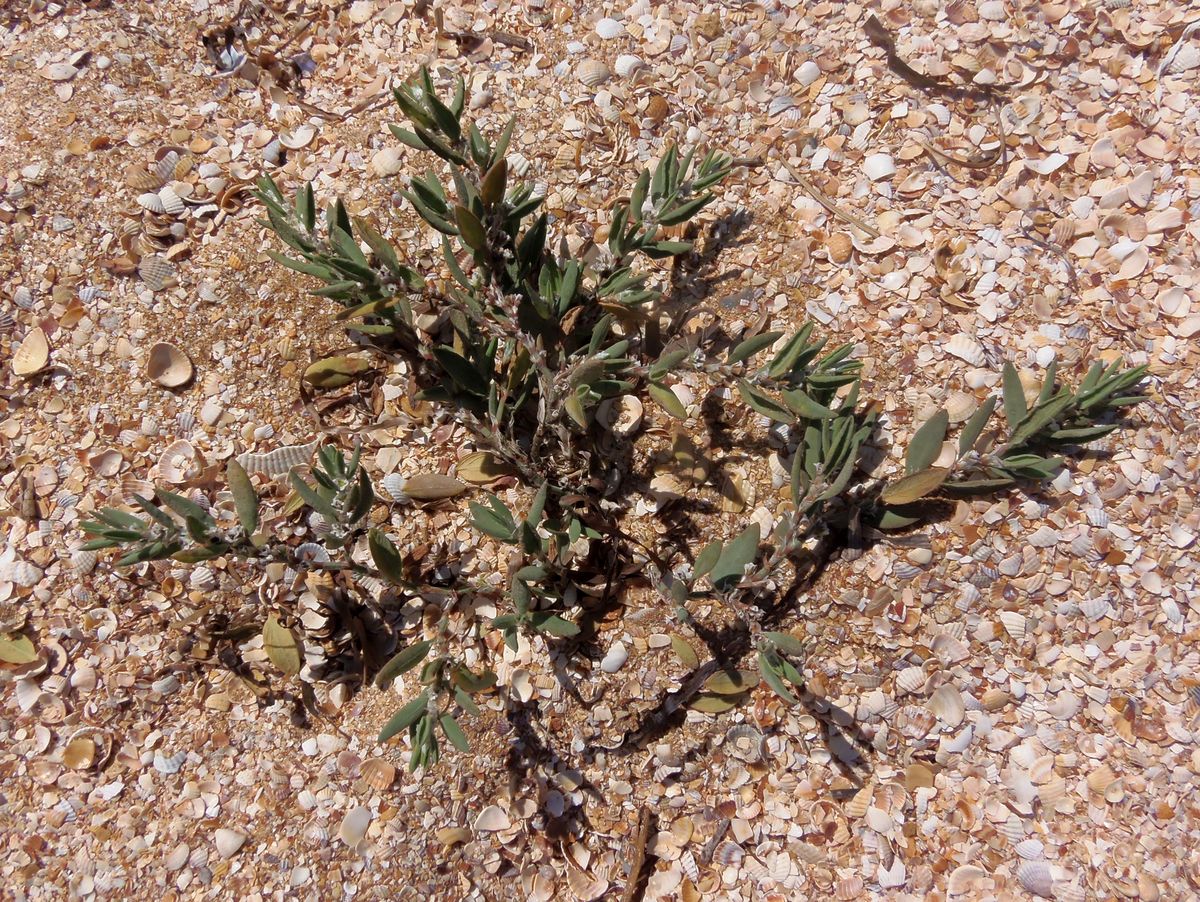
577;59;611;87
236;441;318;476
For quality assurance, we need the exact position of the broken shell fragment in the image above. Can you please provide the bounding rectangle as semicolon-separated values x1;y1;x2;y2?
146;342;194;388
12;328;50;376
597;395;644;437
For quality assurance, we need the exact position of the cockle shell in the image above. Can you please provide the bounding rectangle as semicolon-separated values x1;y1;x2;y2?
236;441;318;476
595;17;624;39
146;342;194;388
943;334;986;366
158;440;201;484
13;327;50;376
577;59;611;87
614;54;644;78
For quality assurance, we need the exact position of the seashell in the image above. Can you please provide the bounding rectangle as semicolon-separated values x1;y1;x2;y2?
600;642;627;673
835;875;864;900
595;17;624;39
158;186;185;216
898;705;937;739
146;342;194;388
796;60;821;86
13;327;50;376
1080;596;1110;621
645;94;669;122
565;866;608;902
999;610;1026;641
931;632;969;665
948;864;987;894
895;667;926;695
69;548;98;575
159;440;201;484
236;440;318;476
280;125;316;151
982;688;1011;711
473;805;511;832
215;828;247;859
1015;838;1045;860
928;685;965;728
577;59;611;88
827;232;853;264
138;255;176;292
62;735;96;770
597;395;643;437
712;840;743;867
725;724;765;763
945;391;977;424
614;54;644;78
863;153;896;181
153;750;187;774
380;474;410;504
943;334;985;366
338;805;371;847
1016;860;1054;898
137;191;166;213
295;543;331;564
1047;692;1081;721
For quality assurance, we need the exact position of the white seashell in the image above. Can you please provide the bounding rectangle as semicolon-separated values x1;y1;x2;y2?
380;474;410;504
577;59;611;87
146;342;194;388
600;642;627;673
295;543;331;564
712;840;743;866
768;95;795;117
614;54;643;78
895;667;927;695
945;391;977;423
338;805;372;847
155;152;181;184
796;60;821;86
999;610;1026;641
931;632;969;665
1016;859;1054;898
928;685;965;728
280;125;317;150
1015;838;1045;860
1127;171;1154;208
1047;692;1081;721
189;567;216;591
510;669;534;703
3;559;43;587
214;828;247;859
158;187;184;215
863;153;896;181
70;549;98;575
473;805;511;832
943;334;986;366
595;17;624;39
597;395;643;437
236;440;318;477
137;192;166;213
947;864;987;894
1165;42;1200;75
153;751;187;774
1080;596;1110;621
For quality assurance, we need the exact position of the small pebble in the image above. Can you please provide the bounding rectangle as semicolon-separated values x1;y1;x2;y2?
600;642;628;673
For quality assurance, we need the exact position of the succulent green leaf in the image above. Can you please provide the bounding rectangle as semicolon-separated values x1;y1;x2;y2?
375;640;432;689
225;460;258;536
379;691;430;742
440;713;470;752
758;651;800;704
1002;362;1027;428
906;410;948;475
649;381;688;418
737;380;794;424
957;396;997;456
728;331;783;365
694;539;723;578
710;523;760;592
879;467;950;505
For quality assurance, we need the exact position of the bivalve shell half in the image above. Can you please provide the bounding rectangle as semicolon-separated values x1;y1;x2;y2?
597;395;644;437
158;439;201;484
863;153;896;181
146;342;194;389
360;758;395;790
577;59;611;87
595;17;624;39
13;328;50;376
928;685;966;728
614;54;644;79
943;334;986;366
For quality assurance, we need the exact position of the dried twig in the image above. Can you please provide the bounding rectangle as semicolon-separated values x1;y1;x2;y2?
774;158;881;239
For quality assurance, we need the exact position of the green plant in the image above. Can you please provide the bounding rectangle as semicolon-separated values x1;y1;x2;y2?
84;66;1150;777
